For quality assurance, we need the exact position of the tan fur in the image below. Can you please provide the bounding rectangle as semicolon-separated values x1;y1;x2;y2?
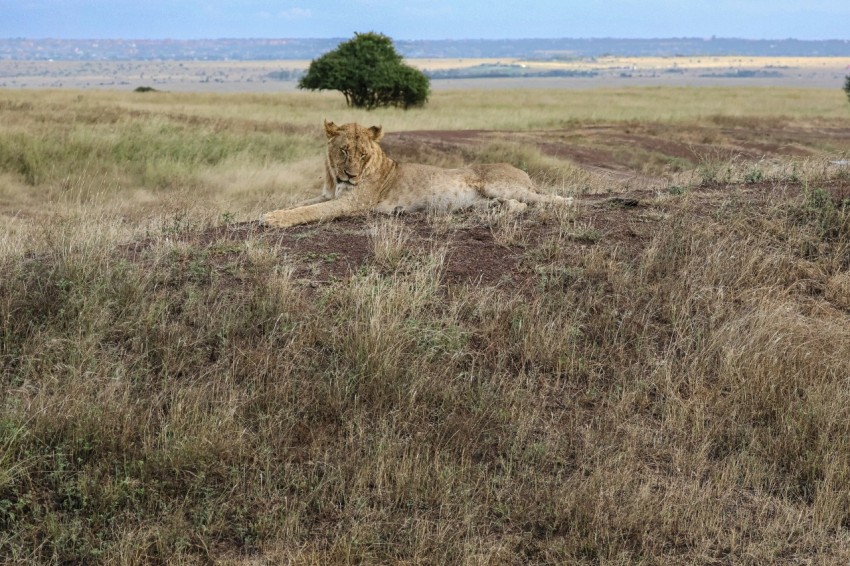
261;120;572;228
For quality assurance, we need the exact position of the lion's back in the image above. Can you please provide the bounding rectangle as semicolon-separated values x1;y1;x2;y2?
467;163;534;187
394;161;532;191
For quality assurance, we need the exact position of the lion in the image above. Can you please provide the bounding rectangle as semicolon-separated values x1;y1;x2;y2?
260;120;572;228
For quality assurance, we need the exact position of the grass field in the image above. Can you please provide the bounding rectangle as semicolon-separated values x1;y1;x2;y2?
1;86;850;563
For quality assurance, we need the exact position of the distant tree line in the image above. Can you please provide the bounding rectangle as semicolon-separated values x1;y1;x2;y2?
266;69;304;81
424;64;598;80
697;69;784;79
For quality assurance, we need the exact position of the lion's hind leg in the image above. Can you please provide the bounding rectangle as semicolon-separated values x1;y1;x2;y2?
481;182;573;208
500;199;529;213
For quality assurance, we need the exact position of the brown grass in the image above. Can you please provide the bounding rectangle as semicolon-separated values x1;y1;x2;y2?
1;87;850;563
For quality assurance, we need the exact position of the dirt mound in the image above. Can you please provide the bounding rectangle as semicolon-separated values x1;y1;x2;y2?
121;191;677;296
122;123;848;294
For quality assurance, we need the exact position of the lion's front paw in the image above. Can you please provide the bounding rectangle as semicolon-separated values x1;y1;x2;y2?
260;210;297;228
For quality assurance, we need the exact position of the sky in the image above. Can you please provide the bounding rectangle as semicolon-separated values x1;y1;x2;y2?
1;1;848;41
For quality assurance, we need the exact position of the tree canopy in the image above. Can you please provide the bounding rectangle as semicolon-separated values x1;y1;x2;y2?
298;32;430;110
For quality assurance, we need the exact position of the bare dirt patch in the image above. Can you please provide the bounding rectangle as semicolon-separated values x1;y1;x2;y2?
121;189;708;297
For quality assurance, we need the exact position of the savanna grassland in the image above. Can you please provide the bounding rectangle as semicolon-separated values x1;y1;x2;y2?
1;86;850;564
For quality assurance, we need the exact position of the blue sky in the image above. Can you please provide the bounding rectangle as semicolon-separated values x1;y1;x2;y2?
2;1;848;40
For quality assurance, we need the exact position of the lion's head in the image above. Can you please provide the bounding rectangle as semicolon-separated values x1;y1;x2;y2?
324;120;385;194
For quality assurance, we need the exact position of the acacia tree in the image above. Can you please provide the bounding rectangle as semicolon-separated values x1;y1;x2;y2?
298;32;429;110
844;75;850;103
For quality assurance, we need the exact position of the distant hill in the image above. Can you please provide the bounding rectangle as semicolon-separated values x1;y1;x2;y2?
1;37;849;61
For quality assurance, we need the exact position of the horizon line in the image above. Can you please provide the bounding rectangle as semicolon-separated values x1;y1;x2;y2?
4;36;850;43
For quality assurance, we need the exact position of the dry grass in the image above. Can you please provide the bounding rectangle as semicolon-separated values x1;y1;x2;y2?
370;216;414;271
1;86;850;563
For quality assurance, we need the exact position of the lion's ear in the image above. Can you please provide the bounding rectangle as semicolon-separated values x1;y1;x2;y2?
324;120;339;138
368;125;383;141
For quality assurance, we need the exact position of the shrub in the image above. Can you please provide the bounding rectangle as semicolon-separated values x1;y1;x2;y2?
298;32;430;110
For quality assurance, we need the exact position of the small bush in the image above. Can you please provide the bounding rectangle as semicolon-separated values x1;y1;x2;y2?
744;166;764;184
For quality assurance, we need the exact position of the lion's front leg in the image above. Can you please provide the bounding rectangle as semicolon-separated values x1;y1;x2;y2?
261;197;364;228
293;183;335;207
294;194;331;207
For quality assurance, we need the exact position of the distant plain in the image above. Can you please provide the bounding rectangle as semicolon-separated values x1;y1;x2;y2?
1;56;847;91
